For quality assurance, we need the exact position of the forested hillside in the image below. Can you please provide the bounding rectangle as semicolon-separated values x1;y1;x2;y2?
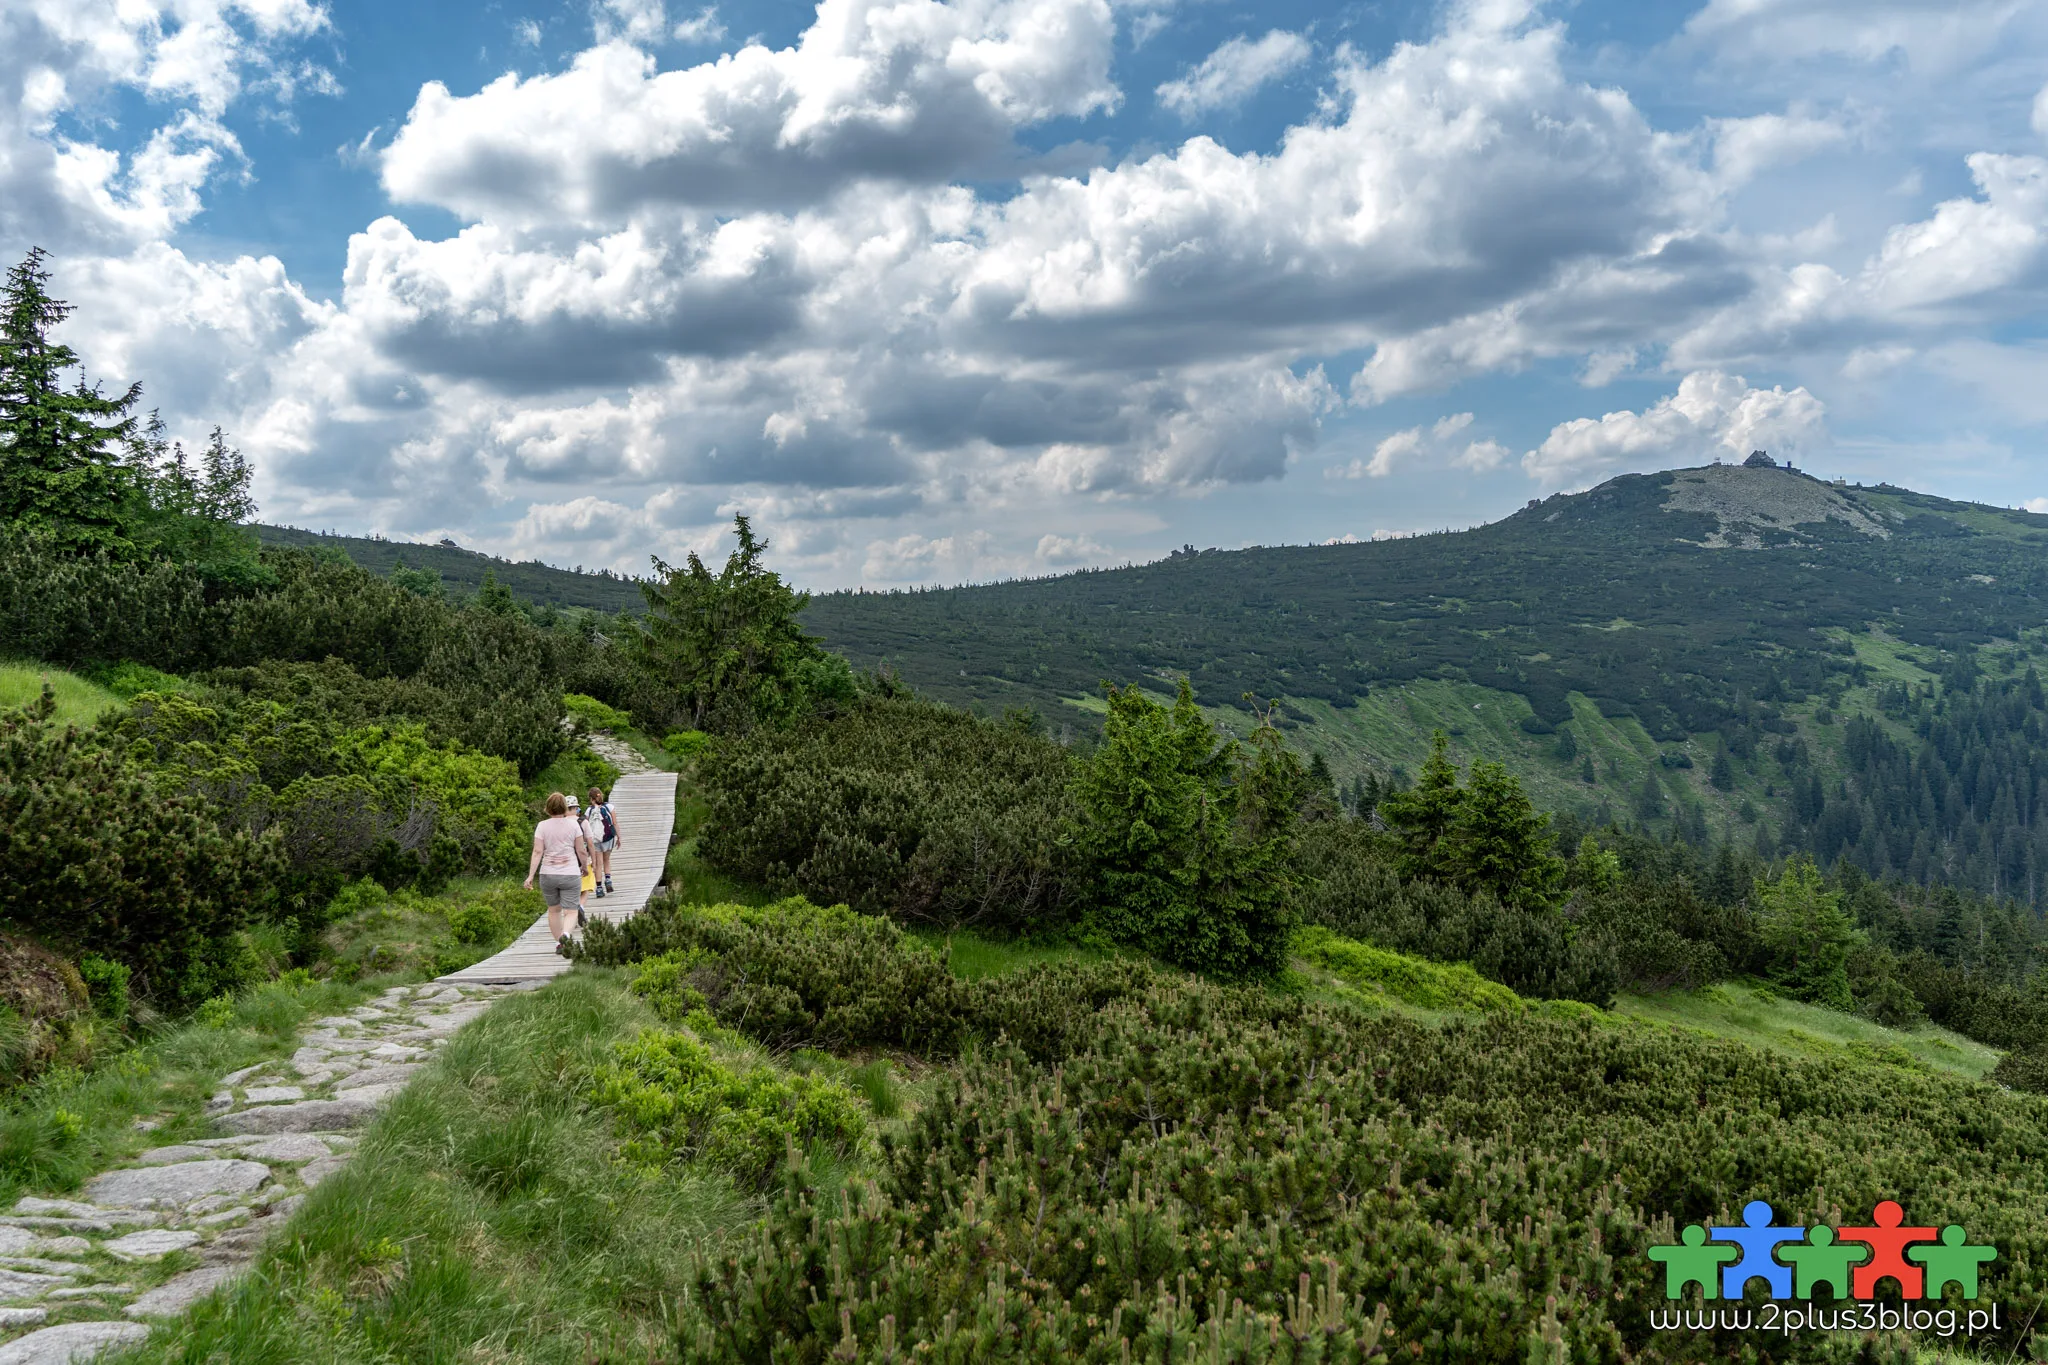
803;463;2048;907
252;524;647;614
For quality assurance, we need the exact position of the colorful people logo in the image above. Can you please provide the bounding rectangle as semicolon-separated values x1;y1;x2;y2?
1648;1201;1995;1301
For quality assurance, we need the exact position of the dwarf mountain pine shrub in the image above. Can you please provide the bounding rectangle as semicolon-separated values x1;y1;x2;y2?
584;1028;866;1189
700;697;1075;932
674;964;2048;1363
0;687;275;1005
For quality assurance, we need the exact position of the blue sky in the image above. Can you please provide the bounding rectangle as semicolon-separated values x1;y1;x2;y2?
4;0;2047;586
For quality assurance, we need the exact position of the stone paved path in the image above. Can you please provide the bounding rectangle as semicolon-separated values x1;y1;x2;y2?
0;980;538;1362
0;731;674;1362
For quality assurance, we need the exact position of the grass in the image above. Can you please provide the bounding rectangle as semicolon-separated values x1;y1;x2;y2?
525;743;619;814
0;663;122;730
122;970;770;1364
1282;925;1998;1079
1613;980;2001;1080
1292;925;1525;1014
613;726;681;773
322;876;541;980
655;753;774;907
661;844;770;908
907;926;1109;980
0;975;374;1209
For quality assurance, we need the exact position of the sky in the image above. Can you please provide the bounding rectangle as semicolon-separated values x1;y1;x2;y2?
3;0;2047;589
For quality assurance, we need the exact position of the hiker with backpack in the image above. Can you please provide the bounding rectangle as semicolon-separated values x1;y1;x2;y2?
587;786;620;899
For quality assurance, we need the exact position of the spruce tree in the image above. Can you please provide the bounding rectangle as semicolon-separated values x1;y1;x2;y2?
1755;856;1857;1008
1379;731;1465;883
476;568;520;616
0;248;141;550
1074;679;1291;978
635;514;832;729
1452;759;1565;909
197;426;254;523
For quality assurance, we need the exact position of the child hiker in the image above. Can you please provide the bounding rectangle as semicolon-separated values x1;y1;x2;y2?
587;786;620;897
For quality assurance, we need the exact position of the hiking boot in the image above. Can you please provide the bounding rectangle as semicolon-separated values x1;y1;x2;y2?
605;878;616;893
594;887;606;899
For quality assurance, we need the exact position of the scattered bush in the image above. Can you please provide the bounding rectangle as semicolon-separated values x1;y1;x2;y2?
581;895;1165;1064
585;1028;866;1188
562;692;631;733
700;697;1075;932
446;887;536;946
1991;1045;2048;1095
661;730;710;761
1294;820;1617;1005
87;662;190;700
75;956;129;1021
0;687;276;1007
110;688;528;885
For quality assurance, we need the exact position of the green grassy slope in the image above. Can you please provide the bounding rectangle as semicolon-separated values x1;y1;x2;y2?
1612;981;1999;1080
0;664;121;728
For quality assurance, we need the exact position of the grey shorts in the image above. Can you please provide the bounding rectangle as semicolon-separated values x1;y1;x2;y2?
538;873;582;909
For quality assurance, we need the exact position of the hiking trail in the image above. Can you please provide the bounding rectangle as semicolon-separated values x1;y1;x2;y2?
440;734;673;985
0;735;673;1362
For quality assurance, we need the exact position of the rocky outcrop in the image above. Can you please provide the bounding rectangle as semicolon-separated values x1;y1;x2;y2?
1662;464;1892;548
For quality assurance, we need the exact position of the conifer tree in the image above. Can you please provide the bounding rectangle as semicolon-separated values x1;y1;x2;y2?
635;514;834;729
1755;856;1857;1008
1453;759;1566;909
197;426;254;523
1074;679;1292;978
475;568;520;616
1379;731;1464;883
0;248;141;550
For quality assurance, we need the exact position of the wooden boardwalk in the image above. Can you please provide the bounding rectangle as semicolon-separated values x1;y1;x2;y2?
437;768;676;985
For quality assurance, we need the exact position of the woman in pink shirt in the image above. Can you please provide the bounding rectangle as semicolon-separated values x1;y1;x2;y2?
522;792;592;944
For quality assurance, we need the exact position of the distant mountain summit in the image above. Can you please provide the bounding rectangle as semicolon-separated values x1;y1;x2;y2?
1659;463;1893;548
805;464;2048;741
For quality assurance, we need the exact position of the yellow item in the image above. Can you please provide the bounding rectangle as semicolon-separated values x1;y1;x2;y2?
581;867;596;894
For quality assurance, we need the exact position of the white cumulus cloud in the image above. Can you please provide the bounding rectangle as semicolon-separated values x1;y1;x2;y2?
1521;371;1829;489
672;7;724;42
1709;110;1848;188
379;0;1120;224
1329;413;1508;479
1155;29;1310;119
